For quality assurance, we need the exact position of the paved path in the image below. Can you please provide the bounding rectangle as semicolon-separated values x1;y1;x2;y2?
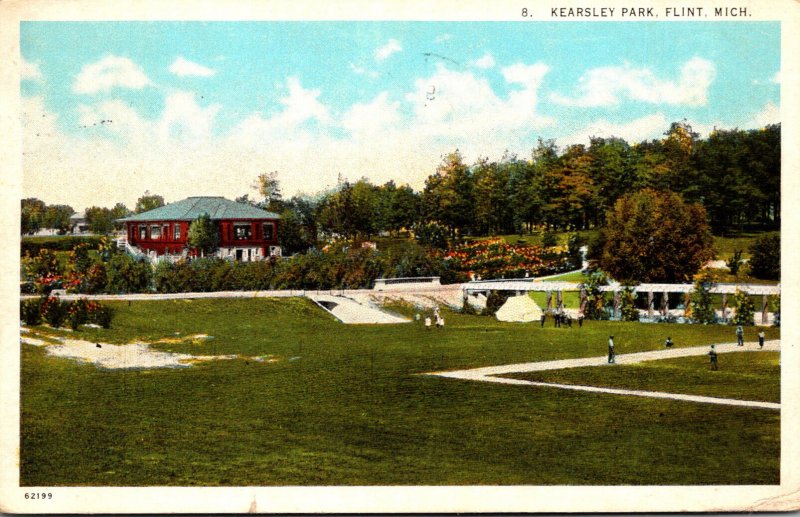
426;340;780;410
308;294;410;324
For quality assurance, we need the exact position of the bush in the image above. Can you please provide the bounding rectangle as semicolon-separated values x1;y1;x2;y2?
731;289;755;326
748;234;780;280
582;272;609;320
41;296;68;328
66;298;115;330
541;230;558;247
618;286;639;321
106;252;152;293
20;298;43;325
726;249;744;276
690;271;717;324
21;236;104;255
414;222;449;250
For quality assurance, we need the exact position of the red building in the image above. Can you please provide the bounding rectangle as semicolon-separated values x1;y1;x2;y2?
118;196;280;261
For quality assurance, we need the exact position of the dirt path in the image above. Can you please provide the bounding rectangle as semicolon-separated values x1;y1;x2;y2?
426;340;780;410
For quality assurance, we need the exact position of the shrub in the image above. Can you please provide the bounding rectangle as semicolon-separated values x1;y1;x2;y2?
731;289;755;326
726;249;744;276
618;286;639;321
20;298;43;325
690;271;717;324
748;234;780;280
566;233;585;269
770;295;780;327
66;298;115;329
21;236;104;255
541;230;558;247
41;296;68;328
582;272;609;320
106;252;152;293
414;222;449;250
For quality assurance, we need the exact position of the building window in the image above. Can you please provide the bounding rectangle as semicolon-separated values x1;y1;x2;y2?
139;225;147;240
234;223;252;240
150;225;161;239
262;223;274;240
174;224;181;240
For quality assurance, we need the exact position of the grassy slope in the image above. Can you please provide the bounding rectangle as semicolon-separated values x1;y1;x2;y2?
20;298;780;486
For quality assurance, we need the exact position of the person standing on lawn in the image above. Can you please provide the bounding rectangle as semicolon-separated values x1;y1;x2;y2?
758;330;765;349
708;345;718;370
736;325;744;346
608;336;615;364
540;312;546;328
665;336;674;348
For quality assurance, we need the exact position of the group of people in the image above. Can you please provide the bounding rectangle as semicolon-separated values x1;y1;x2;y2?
421;306;445;330
540;309;584;328
709;326;768;370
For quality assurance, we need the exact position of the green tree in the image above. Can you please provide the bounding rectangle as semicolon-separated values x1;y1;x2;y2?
748;234;780;280
254;171;283;213
690;271;716;324
44;204;75;234
731;289;755;326
85;206;115;235
619;286;639;321
600;188;714;283
110;203;130;230
21;198;47;234
421;151;474;236
135;192;165;214
187;213;218;256
582;271;608;320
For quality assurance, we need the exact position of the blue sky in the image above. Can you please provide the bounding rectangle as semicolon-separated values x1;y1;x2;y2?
21;21;780;210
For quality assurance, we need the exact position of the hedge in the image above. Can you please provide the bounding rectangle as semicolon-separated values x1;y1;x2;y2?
21;236;104;255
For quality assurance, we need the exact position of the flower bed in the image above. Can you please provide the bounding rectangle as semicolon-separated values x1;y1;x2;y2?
445;238;572;280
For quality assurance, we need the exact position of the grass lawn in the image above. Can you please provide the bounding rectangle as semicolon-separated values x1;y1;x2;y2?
713;231;779;260
20;298;780;486
504;352;780;403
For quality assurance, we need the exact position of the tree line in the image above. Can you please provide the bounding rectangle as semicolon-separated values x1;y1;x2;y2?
22;122;779;251
252;122;779;252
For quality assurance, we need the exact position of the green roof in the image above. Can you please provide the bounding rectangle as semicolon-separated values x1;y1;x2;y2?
118;197;280;222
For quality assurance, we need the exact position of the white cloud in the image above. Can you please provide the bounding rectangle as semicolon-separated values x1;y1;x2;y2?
771;71;781;84
375;39;402;61
473;52;495;70
341;92;401;136
158;91;221;142
169;56;216;77
551;57;716;107
434;33;452;43
21;57;43;82
750;102;780;127
349;62;379;78
557;113;669;147
72;55;152;94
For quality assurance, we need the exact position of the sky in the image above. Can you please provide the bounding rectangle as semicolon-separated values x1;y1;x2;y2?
20;21;780;211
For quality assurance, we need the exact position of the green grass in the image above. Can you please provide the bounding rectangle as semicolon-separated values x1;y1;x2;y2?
497;230;599;247
21;298;780;486
504;352;780;403
713;231;779;260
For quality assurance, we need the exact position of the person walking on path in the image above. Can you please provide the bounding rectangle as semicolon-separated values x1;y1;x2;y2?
708;345;718;370
607;336;616;364
758;330;765;349
665;336;674;348
736;325;744;346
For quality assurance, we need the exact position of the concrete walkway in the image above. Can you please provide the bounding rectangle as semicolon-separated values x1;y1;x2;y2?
308;294;410;324
426;340;780;410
